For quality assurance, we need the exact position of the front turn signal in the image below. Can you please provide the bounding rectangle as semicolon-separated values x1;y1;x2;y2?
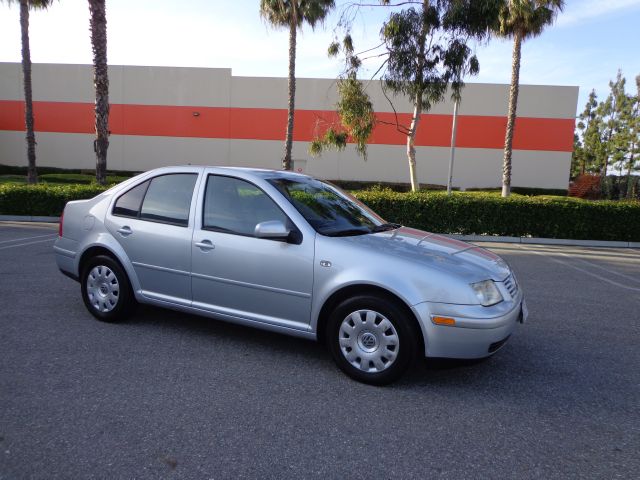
432;316;456;326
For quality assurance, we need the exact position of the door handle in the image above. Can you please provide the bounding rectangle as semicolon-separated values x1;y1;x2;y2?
195;239;215;251
117;226;132;236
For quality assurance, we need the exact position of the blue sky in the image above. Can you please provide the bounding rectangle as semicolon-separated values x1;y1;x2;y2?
0;0;638;113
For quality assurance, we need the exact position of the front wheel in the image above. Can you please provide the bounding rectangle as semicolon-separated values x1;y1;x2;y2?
81;255;136;323
326;295;419;385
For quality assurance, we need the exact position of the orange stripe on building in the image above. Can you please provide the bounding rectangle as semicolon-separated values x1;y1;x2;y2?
0;100;574;152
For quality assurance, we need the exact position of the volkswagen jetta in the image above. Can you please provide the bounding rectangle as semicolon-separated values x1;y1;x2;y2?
54;166;527;385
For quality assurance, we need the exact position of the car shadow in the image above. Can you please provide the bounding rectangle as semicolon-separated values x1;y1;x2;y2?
126;305;520;385
125;305;629;408
129;304;328;359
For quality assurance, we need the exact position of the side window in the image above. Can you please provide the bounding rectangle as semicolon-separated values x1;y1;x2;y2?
139;174;198;226
113;180;149;218
203;175;289;236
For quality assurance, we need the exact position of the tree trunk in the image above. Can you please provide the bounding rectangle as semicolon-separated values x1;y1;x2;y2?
20;0;37;184
602;130;611;178
407;95;423;192
89;0;109;185
447;99;460;195
502;31;522;198
627;148;635;199
404;0;429;193
282;3;297;171
627;94;638;198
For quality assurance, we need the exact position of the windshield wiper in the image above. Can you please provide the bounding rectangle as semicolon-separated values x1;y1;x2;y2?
324;228;372;237
371;222;402;233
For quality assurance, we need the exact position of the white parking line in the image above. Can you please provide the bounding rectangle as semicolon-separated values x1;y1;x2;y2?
553;251;640;284
0;238;57;250
0;233;57;244
517;245;640;292
488;244;640;261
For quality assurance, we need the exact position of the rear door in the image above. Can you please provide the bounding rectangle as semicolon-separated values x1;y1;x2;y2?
105;170;201;306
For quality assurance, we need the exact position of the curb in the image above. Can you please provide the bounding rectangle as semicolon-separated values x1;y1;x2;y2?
446;234;640;249
0;215;59;223
1;216;638;248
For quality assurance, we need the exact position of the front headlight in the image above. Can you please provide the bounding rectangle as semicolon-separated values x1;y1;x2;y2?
470;280;503;306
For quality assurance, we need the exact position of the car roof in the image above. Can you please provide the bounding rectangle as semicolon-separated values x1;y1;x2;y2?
217;166;306;178
165;165;312;181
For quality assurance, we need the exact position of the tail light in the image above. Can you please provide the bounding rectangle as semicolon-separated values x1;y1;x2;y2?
58;210;64;237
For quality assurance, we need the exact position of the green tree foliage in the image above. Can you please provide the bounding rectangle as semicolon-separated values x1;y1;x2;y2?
629;76;640;181
260;0;335;171
2;0;55;184
573;71;640;199
571;133;582;178
494;0;564;197
599;71;628;176
310;34;374;159
314;0;501;192
572;89;604;176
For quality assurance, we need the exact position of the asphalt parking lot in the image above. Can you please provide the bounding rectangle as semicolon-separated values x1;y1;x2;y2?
1;222;639;479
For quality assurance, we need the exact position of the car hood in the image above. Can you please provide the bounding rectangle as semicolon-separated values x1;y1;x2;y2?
339;227;511;282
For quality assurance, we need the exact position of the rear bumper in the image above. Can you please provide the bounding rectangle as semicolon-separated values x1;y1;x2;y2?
54;239;78;281
412;297;526;359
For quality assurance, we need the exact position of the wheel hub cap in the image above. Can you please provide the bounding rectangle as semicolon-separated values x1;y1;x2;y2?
338;309;400;373
86;265;120;313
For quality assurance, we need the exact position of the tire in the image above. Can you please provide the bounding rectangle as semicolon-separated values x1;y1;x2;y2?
81;254;136;323
326;294;419;385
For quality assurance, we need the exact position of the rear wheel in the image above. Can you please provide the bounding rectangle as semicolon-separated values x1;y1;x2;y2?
326;295;419;385
81;255;136;322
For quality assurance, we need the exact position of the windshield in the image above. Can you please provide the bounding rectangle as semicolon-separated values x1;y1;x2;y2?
267;176;399;237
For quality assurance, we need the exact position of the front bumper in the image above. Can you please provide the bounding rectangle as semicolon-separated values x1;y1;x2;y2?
412;296;526;359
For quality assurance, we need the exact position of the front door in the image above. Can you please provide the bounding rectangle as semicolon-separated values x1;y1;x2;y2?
191;174;314;331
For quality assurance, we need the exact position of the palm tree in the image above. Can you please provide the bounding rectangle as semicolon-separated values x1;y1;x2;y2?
3;0;54;184
260;0;335;171
496;0;564;197
88;0;109;185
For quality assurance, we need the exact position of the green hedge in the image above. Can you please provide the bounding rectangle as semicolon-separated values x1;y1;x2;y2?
0;173;132;185
0;184;108;217
0;163;138;177
353;190;640;241
1;184;639;241
39;173;131;185
466;186;568;196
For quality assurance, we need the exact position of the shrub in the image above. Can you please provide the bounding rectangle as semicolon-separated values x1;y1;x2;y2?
0;164;83;176
1;183;639;241
600;175;640;201
0;164;138;178
39;173;131;185
353;190;640;241
0;184;108;216
466;186;568;196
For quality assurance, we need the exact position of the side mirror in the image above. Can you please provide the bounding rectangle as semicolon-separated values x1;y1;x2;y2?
254;220;291;241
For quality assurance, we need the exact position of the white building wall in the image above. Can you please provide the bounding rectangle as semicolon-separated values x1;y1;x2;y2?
0;62;579;189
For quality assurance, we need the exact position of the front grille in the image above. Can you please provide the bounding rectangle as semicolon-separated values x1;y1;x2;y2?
503;274;518;297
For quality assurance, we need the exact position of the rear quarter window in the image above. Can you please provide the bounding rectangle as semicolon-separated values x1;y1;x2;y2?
112;180;149;218
112;173;198;226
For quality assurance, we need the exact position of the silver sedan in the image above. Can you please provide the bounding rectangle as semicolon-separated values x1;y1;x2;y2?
54;166;527;384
